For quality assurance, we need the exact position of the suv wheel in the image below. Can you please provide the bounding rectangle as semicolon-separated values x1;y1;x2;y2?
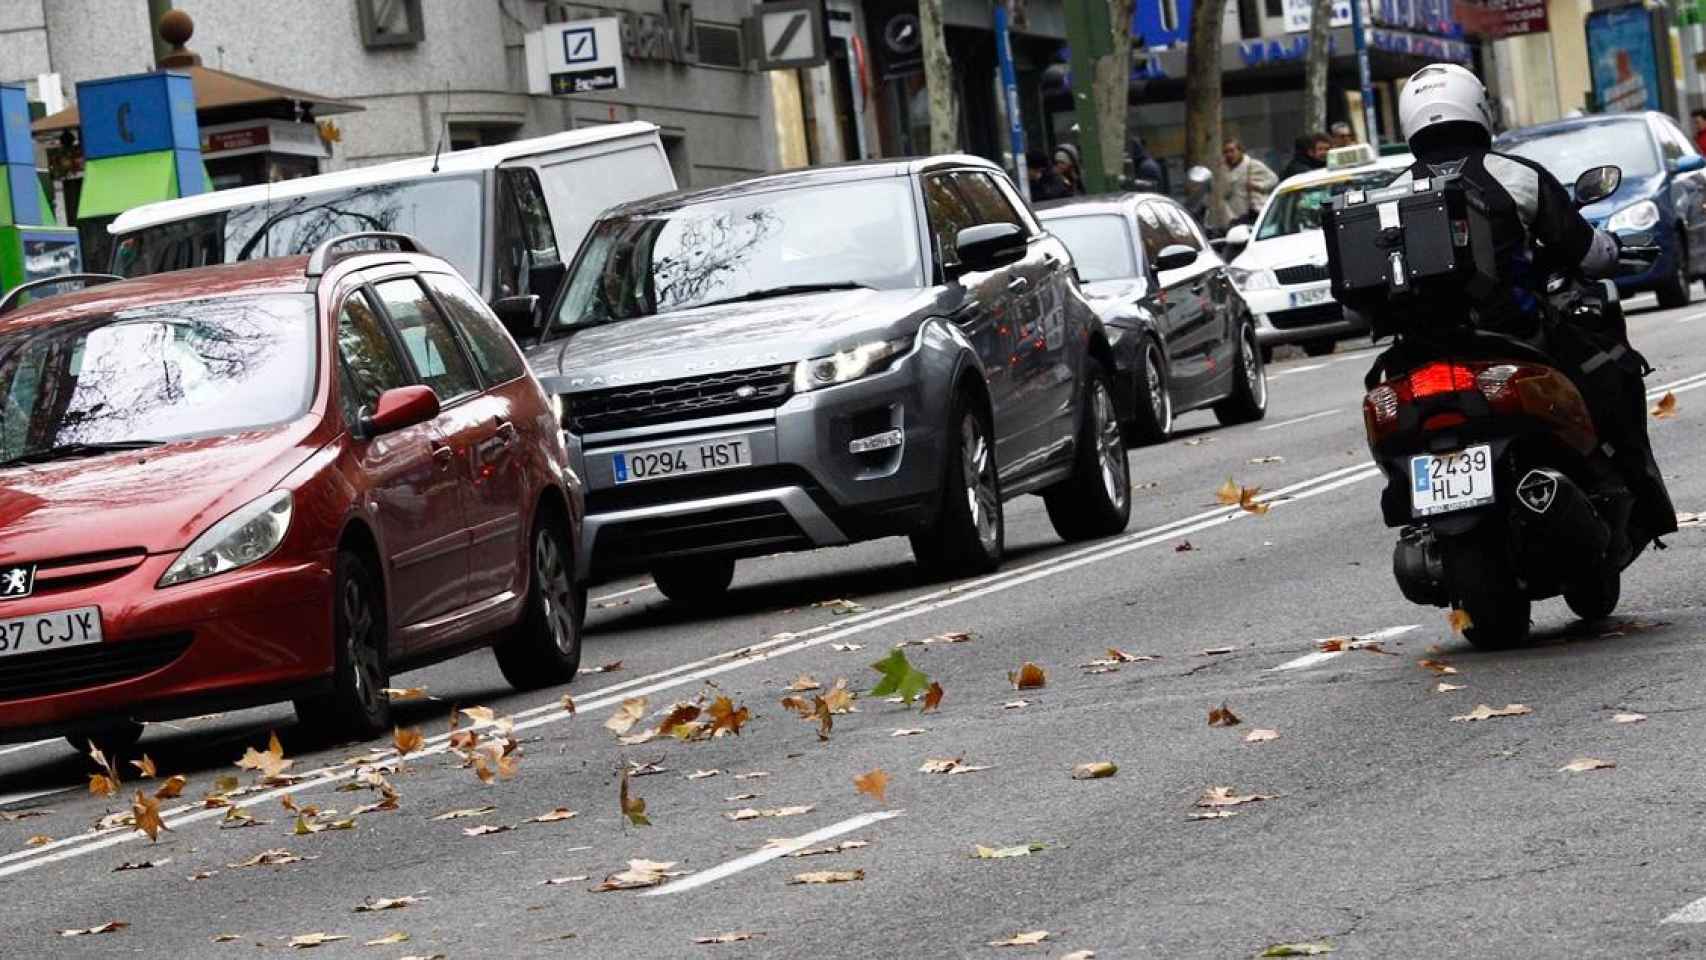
1656;233;1693;308
652;557;735;605
1214;322;1269;425
912;391;1003;577
1045;367;1132;541
1126;338;1172;445
494;515;583;691
295;550;390;742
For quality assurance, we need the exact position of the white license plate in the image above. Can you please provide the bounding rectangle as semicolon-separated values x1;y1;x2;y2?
0;605;102;658
1289;287;1331;308
614;439;749;485
1410;445;1495;516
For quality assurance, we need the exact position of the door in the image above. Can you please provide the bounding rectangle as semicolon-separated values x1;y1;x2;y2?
1141;200;1220;402
1170;202;1240;394
493;167;566;310
922;172;1022;472
369;276;502;643
335;289;468;632
1654;118;1706;275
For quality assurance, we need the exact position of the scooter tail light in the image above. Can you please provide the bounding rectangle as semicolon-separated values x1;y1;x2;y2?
1363;385;1401;444
1408;362;1477;398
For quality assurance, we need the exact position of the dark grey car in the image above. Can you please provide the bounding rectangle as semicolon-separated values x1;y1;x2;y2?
522;157;1134;604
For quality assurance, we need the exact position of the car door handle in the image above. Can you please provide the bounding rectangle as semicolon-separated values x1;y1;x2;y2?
1008;277;1030;293
494;420;517;446
430;441;455;470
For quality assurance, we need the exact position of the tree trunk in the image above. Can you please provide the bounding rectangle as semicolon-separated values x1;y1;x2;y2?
1302;0;1334;134
1092;0;1136;184
919;0;959;154
1184;0;1228;227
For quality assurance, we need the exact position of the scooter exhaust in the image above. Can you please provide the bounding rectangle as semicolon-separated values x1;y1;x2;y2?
1513;468;1609;559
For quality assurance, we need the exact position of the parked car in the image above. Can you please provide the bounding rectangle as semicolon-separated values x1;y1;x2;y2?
107;122;676;334
1037;193;1267;443
1496;111;1706;308
0;234;585;755
1224;148;1412;359
523;157;1140;604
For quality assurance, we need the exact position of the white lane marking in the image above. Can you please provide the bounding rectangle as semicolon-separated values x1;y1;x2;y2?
1271;625;1421;672
1664;896;1706;923
1647;371;1706;397
1269;362;1329;378
641;810;903;897
1677;311;1706;324
590;582;654;604
0;462;1383;879
0;739;57;759
0;786;73;808
1659;378;1706;399
1258;409;1342;432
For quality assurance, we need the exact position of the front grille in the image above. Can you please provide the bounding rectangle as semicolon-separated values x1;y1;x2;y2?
1275;263;1330;285
570;364;794;434
1269;303;1346;331
0;633;192;702
31;548;148;595
593;501;809;571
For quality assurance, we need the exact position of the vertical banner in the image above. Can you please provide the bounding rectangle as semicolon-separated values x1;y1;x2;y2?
994;2;1028;199
1585;4;1667;113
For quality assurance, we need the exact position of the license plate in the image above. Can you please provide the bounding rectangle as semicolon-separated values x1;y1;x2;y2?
1289;287;1331;308
0;605;102;658
1410;445;1495;516
613;439;749;485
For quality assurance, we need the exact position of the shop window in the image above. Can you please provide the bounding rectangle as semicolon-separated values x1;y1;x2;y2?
1237;0;1262;38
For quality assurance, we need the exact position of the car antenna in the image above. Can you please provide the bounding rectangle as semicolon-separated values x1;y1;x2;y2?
430;81;449;173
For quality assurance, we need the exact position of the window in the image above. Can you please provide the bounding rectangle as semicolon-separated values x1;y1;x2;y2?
951;172;1026;229
1662;117;1701;156
1654;121;1685;162
923;173;980;269
336;292;410;426
357;0;424;48
1155;201;1203;252
496;168;560;299
1135;202;1171;262
534;145;677;269
1237;0;1261;39
373;278;480;401
424;273;528;384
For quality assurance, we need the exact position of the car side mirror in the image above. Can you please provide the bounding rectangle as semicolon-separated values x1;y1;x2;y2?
1223;224;1252;248
1573;165;1623;207
952;222;1027;275
361;385;440;438
1671;155;1706;175
1153;244;1199;272
492;294;541;342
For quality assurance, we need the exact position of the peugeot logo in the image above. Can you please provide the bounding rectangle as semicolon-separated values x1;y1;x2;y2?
734;386;758;399
0;564;35;600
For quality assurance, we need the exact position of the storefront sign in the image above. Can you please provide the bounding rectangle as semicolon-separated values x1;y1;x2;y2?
1282;0;1351;34
525;18;627;95
1454;0;1547;38
1585;3;1665;113
864;0;923;78
1372;0;1462;36
200;120;330;160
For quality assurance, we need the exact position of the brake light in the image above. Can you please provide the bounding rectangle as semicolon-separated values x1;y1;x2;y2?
1362;359;1598;453
1409;362;1478;398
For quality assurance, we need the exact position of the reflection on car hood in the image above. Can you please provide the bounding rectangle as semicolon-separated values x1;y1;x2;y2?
1229;231;1327;271
1080;278;1147;302
525;287;943;392
0;425;314;560
1581;172;1667;224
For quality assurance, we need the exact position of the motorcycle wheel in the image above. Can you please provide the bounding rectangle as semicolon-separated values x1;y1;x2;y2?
1441;531;1531;649
1564;567;1621;622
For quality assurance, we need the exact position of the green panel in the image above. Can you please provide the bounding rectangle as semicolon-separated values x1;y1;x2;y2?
0;174;10;227
0;226;25;293
76;151;179;221
35;180;55;227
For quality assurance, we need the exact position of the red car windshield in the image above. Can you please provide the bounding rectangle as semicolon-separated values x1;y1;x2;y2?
0;294;316;465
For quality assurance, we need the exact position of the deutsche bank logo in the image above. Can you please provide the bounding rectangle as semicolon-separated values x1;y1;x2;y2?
562;27;598;64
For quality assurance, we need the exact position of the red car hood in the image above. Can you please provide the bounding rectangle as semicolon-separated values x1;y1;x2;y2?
0;425;319;562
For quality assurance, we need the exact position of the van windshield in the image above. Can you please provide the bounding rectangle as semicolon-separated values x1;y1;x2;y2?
110;176;484;286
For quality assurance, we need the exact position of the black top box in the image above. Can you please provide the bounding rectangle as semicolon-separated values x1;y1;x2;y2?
1323;174;1498;314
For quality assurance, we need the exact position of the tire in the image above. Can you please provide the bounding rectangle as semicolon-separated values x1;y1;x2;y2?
1125;339;1173;445
1045;367;1133;542
66;720;144;760
294;549;390;742
651;557;735;606
911;389;1004;577
1564;566;1621;622
1441;531;1531;649
1655;235;1692;309
494;513;583;691
1213;321;1269;426
1260;344;1275;365
1303;338;1336;357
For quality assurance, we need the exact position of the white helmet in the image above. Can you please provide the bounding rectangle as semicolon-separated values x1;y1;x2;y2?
1398;63;1494;142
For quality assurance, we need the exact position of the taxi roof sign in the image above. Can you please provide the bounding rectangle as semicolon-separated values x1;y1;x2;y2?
1326;143;1378;170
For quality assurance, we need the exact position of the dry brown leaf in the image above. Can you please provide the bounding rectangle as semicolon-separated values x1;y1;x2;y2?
593;859;686;891
560;694;576;715
787;674;821;692
1061;952;1097;960
725;793;759;802
726;805;814;821
1208;703;1242;727
890;728;927;737
0;809;50;822
1244;728;1280;743
210;933;240;942
1188;810;1239;821
1197;786;1276;807
286;932;347;949
113;858;170;872
1613;712;1647;724
1003;700;1031;710
921;681;945;713
461;824;512;837
686;769;720;780
235;732;292;780
1652;391;1679;419
540;875;590;885
355;895;427;912
392;727;424;757
1448;608;1474;633
1418;658;1459;676
853;769;889;804
605;698;648;736
1560;757;1615;773
87;744;122;798
917;756;991;775
584;659;623;674
1215;477;1242;505
821;679;857;714
1239;486;1270;514
364;932;410;946
59;921;128;937
1072;761;1118;780
620;768;650;827
460;706;497;726
707;696;751;737
130;791;168;843
382;686;430;702
131;755;157;779
24;834;51;847
989;931;1050;947
1009;662;1047;690
1450;703;1533;722
228;849;308;868
785;839;869;857
830;642;863;652
1107;648;1158;663
973;843;1044;859
430;805;496;821
787;870;863;885
734;771;770;780
154;774;187;800
1434;681;1466;693
695;932;760;944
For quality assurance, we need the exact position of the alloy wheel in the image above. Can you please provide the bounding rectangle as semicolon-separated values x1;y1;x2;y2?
961;412;999;554
534;529;578;655
1093;380;1129;512
1241;326;1267;409
1145;344;1172;432
343;575;382;716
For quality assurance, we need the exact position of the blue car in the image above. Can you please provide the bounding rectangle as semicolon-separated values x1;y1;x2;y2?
1496;111;1706;308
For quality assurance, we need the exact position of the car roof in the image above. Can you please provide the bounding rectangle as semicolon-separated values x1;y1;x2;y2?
600;154;1002;217
1275;154;1414;191
1494;112;1655;143
110;121;661;235
1034;192;1172;218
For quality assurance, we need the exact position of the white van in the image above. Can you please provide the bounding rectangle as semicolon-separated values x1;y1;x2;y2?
108;121;675;329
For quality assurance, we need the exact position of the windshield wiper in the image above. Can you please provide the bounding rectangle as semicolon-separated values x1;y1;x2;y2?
695;282;870;309
0;439;166;468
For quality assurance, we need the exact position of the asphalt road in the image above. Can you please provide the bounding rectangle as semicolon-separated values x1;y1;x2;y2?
4;291;1706;959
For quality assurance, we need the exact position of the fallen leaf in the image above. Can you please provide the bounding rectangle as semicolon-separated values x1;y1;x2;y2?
734;771;770;780
1208;703;1242;727
973;843;1044;859
113;858;170;872
229;849;308;868
87;744;122;798
1652;391;1678;419
365;932;410;946
605;698;648;736
787;674;821;692
382;686;430;702
1239;485;1270;514
286;932;347;949
890;728;927;737
593;859;686;891
918;757;991;775
854;769;889;804
219;805;270;829
25;834;51;847
786;839;869;857
1200;646;1235;656
131;791;168;843
814;598;863;615
1072;761;1118;780
585;660;623;674
1560;757;1615;773
561;694;576;715
695;932;761;944
830;643;864;652
1249;455;1285;464
921;681;945;713
211;933;241;942
59;921;128;937
1435;681;1466;693
1003;700;1031;710
1261;943;1335;956
869;648;932;703
686;769;720;780
1418;658;1459;676
131;755;157;779
1448;608;1473;633
392;727;424;757
0;809;50;822
1174;540;1195;552
989;930;1050;947
1613;712;1647;724
725;793;759;802
355;895;427;912
154;774;187;799
540;875;590;885
1244;728;1280;743
523;808;577;824
707;696;751;736
726;805;814;821
1215;477;1242;505
462;824;512;837
1197;786;1276;807
1188;810;1239;821
189;870;217;880
787;870;863;885
620;768;650;827
1450;703;1533;722
1009;661;1047;690
822;679;857;714
430;805;496;821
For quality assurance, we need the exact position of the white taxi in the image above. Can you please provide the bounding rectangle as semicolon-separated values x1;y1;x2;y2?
1224;145;1413;359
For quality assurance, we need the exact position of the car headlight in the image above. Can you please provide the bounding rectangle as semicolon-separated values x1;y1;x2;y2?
1228;267;1278;291
793;336;912;392
1607;200;1660;233
159;490;294;587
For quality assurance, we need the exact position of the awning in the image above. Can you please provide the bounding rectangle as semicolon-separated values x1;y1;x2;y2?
32;65;363;136
76;152;182;220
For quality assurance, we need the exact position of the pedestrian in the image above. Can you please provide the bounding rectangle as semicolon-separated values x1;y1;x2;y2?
1027;148;1072;202
1054;144;1084;195
1329;121;1356;148
1691;109;1706;155
1281;132;1331;179
1130;135;1169;194
1221;137;1278;226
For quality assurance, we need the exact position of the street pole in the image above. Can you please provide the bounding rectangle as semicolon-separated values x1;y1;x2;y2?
994;1;1029;200
1062;0;1109;194
1351;0;1379;148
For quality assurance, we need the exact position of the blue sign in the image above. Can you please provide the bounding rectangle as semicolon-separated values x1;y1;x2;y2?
0;85;41;225
1586;5;1664;113
78;72;198;160
1134;0;1194;48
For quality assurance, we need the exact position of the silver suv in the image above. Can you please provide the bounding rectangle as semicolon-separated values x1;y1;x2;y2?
524;157;1133;604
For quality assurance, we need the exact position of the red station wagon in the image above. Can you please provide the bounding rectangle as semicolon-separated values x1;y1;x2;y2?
0;234;586;753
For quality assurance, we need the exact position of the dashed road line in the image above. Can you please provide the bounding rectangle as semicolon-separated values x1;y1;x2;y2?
590;582;655;604
642;810;903;896
1663;895;1706;923
1258;409;1343;432
1270;625;1421;672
